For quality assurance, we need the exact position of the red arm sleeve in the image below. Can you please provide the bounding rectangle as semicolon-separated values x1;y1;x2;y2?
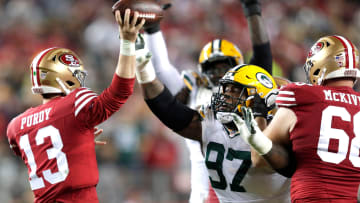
6;119;21;156
75;74;135;127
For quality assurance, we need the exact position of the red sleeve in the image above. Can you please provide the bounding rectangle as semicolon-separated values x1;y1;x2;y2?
276;84;298;107
276;82;320;108
6;118;21;156
75;74;135;127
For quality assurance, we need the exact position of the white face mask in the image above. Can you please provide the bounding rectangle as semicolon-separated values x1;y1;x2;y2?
216;112;240;138
216;112;235;124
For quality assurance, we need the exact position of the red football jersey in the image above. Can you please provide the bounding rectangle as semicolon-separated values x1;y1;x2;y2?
276;82;360;202
7;75;134;203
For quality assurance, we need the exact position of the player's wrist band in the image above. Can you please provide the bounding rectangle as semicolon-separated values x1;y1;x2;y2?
249;127;272;155
120;39;135;56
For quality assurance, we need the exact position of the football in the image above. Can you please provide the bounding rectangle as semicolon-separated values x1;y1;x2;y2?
112;0;164;28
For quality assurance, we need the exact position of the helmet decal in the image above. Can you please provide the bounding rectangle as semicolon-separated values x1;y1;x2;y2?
308;42;324;58
335;53;345;67
256;72;273;89
59;54;81;67
333;35;356;69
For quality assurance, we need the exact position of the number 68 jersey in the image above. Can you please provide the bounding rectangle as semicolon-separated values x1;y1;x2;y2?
6;76;134;202
200;105;291;203
276;83;360;202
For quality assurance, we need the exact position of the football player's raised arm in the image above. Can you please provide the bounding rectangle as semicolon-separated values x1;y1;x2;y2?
241;0;272;74
75;10;145;126
144;19;184;95
136;58;202;142
115;10;145;78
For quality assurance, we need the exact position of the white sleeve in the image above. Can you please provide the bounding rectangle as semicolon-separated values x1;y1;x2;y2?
185;138;210;203
144;31;184;95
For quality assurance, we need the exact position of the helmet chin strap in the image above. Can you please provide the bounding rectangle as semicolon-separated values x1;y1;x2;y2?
56;77;71;95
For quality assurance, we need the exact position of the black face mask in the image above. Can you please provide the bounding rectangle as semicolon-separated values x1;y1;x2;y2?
211;83;247;118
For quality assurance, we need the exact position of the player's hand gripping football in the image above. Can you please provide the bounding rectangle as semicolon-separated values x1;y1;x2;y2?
115;9;146;42
230;106;272;155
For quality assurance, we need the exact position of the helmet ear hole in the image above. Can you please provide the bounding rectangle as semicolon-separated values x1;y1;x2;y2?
66;81;75;86
313;69;320;76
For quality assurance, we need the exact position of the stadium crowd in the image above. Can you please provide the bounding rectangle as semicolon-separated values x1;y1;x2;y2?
0;0;359;202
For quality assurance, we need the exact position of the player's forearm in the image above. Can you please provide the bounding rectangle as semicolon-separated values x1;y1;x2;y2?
145;32;184;94
262;144;295;177
141;79;165;100
247;17;273;74
116;40;136;78
244;1;273;74
144;85;201;140
247;15;269;46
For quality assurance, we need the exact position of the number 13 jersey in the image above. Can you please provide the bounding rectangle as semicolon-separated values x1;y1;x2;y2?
7;75;134;203
276;83;360;202
200;105;291;203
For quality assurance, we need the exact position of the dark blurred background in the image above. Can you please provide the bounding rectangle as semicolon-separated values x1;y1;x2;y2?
0;0;359;202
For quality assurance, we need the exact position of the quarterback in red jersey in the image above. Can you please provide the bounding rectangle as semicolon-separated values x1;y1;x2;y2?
233;35;360;202
6;9;145;203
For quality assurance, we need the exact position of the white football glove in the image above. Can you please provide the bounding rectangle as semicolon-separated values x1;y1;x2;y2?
230;107;273;155
135;34;156;84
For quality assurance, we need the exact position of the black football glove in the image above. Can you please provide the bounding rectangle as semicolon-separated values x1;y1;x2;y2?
145;0;171;34
251;94;268;118
240;0;262;17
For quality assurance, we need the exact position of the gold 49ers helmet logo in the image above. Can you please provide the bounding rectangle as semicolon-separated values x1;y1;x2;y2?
59;54;80;67
308;42;324;58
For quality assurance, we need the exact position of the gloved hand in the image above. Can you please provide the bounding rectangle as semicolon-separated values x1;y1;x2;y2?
251;94;268;118
135;34;156;84
158;0;172;10
230;106;272;155
240;0;262;17
135;34;152;67
144;0;172;34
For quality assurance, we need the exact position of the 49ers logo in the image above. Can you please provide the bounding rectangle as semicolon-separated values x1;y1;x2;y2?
308;42;324;58
59;54;80;67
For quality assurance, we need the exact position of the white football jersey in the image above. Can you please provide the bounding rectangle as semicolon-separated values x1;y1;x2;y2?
200;105;291;203
188;86;213;110
186;83;214;203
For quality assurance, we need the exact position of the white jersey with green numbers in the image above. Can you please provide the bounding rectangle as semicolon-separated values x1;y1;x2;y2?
200;105;291;203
